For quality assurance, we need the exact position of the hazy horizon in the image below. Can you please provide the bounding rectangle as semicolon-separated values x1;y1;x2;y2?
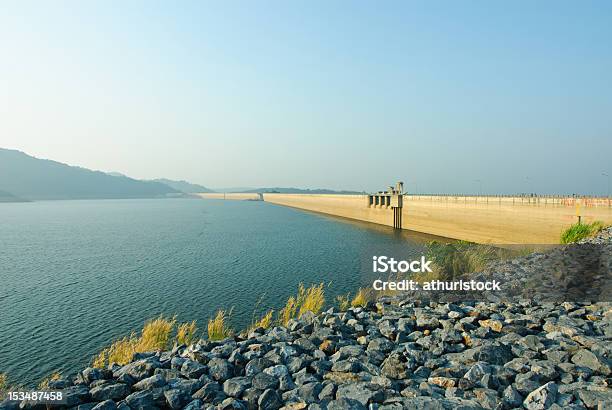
1;2;611;195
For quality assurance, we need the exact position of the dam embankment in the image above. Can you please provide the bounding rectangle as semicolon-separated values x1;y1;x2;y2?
197;193;612;244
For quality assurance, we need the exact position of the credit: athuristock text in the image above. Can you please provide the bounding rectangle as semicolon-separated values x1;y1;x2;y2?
370;255;501;292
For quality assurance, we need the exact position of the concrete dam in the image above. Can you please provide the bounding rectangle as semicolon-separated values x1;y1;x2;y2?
199;187;612;244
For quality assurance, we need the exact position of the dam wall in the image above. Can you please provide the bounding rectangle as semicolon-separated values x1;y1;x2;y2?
403;195;612;244
198;192;612;244
263;194;612;244
198;193;261;200
264;194;394;227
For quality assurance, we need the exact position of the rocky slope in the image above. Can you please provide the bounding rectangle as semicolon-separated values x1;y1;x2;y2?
412;227;612;304
2;231;611;410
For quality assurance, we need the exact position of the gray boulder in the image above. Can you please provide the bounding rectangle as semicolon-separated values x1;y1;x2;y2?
523;382;558;410
91;400;116;410
208;358;234;382
133;374;165;390
222;377;251;398
163;389;191;409
257;389;282;410
336;382;384;405
181;359;207;379
124;390;155;409
90;384;130;401
251;372;278;390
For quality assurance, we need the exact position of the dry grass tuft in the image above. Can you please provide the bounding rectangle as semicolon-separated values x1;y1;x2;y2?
93;333;138;368
411;267;442;284
38;372;61;389
207;309;234;341
336;292;351;311
176;320;198;346
140;315;176;350
351;287;373;307
298;283;325;317
250;310;274;331
278;296;298;326
92;315;177;368
0;373;8;400
278;283;326;325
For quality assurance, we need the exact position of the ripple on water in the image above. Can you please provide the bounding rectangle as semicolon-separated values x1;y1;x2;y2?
0;198;432;385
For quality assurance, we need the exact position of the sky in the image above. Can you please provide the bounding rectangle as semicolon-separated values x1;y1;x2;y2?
1;1;611;194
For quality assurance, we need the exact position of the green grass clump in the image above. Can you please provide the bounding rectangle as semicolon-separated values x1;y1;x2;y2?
560;221;605;244
207;309;234;341
426;241;504;280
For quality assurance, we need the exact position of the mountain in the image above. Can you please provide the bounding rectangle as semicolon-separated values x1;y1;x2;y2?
106;171;128;178
0;189;27;202
0;148;180;200
152;178;214;193
237;187;364;194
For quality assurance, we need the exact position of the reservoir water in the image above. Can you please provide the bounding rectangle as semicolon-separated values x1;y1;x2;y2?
0;198;437;385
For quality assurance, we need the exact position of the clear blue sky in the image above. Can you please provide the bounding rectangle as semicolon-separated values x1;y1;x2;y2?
1;1;611;194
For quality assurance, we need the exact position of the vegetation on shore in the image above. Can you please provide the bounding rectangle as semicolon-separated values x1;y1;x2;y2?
423;240;537;280
91;283;329;369
560;221;606;244
176;320;198;346
350;287;373;307
250;310;274;332
333;287;375;311
38;372;61;389
207;310;234;341
93;315;180;368
336;293;351;311
278;283;325;326
0;373;8;400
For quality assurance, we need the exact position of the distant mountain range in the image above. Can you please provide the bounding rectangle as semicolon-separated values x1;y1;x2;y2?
0;148;211;201
0;189;27;202
103;174;213;194
0;148;359;201
152;178;214;193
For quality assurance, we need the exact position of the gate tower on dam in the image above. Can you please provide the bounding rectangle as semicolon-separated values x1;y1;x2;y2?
367;181;404;229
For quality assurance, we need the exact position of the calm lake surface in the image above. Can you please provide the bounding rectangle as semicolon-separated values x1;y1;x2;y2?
0;198;438;385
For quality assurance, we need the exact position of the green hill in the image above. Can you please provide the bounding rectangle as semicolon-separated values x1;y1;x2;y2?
0;148;180;200
152;178;214;193
0;189;27;202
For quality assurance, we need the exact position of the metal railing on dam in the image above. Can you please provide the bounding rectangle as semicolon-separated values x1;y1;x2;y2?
405;194;612;208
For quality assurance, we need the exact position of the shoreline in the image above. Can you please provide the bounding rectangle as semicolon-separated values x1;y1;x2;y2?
2;229;610;409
